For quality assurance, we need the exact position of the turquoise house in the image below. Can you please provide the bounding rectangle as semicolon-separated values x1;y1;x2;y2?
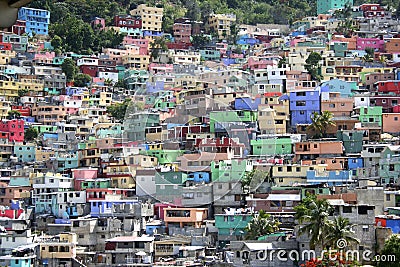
14;144;36;162
320;79;357;98
215;214;253;247
56;151;79;171
200;49;221;61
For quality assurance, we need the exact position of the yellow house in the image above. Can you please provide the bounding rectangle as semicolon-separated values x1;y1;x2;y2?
206;13;236;39
258;95;289;135
272;165;310;187
0;80;19;101
0;50;16;65
39;233;77;260
19;77;44;93
122;54;150;70
0;100;11;119
130;4;163;32
170;51;201;65
104;161;135;189
36;147;55;162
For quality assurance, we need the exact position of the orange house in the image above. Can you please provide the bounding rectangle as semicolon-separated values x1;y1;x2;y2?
382;113;400;133
302;157;348;170
331;36;357;50
294;141;343;161
385;38;400;54
164;207;208;228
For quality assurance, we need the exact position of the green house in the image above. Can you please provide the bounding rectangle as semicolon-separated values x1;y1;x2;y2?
358;106;382;127
379;154;400;185
124;112;160;142
317;0;353;14
209;110;257;133
336;130;364;154
141;150;184;164
211;159;251;182
250;138;292;156
81;179;111;189
155;171;187;203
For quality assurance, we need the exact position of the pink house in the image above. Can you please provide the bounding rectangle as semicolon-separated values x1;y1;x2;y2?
244;56;275;70
123;37;149;55
356;37;385;52
72;168;99;190
148;63;174;74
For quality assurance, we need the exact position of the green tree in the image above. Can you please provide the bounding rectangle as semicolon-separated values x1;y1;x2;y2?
325;216;359;249
245;210;281;240
191;35;209;49
107;99;132;122
150;36;168;60
51;35;63;52
278;56;287;68
24;126;39;142
335;19;357;38
305;52;322;81
61;58;78;82
378;235;400;267
7;110;21;119
294;194;334;249
74;74;92;87
307;111;336;138
365;47;375;58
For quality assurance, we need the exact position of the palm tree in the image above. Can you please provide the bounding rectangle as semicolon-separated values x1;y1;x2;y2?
325;216;360;249
245;210;281;240
307;111;336;138
319;111;336;137
295;195;334;249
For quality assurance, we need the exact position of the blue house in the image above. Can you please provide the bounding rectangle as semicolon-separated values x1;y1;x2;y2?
146;81;165;94
187;172;211;184
289;89;320;129
237;34;260;46
306;170;353;186
348;158;363;175
234;97;261;111
18;7;50;36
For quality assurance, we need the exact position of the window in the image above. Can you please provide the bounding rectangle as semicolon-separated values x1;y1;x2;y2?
386;194;391;201
343;206;352;213
296;101;306;106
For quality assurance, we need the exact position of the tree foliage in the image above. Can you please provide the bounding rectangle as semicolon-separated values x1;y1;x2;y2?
25;127;39;142
294;194;334;249
305;52;322;81
61;58;78;82
74;74;92;87
245;210;281;240
378;235;400;267
107;99;132;122
307;111;336;138
8;110;21;119
325;216;359;249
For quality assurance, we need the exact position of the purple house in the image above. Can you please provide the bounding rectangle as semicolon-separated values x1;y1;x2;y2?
356;37;385;52
289;89;320;130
